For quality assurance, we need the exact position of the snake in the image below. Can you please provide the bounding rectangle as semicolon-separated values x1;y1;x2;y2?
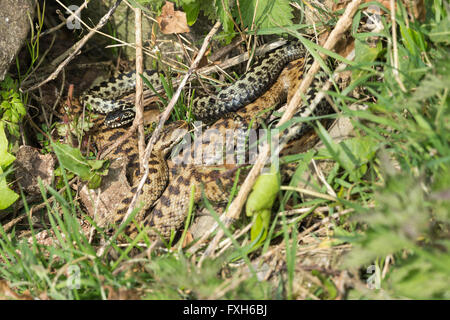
80;41;334;242
81;42;305;127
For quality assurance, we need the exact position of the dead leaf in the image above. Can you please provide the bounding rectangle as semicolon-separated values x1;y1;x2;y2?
181;231;194;248
156;1;190;34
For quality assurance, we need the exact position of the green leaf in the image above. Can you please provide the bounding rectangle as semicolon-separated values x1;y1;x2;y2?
246;165;280;246
316;125;379;181
352;39;382;84
51;141;109;188
428;18;450;44
246;167;280;217
182;1;200;26
0;123;18;210
238;0;293;31
0;166;19;210
250;209;271;246
0;122;15;168
215;0;234;43
311;270;338;299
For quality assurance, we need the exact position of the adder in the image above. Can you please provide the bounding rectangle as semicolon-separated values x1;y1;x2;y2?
79;41;334;241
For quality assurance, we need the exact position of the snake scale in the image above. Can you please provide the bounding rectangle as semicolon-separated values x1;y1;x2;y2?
80;41;333;241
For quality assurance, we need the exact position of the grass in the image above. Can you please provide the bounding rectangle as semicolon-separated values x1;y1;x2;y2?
0;0;449;300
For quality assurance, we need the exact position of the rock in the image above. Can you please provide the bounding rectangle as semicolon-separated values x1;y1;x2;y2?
0;0;35;81
14;146;54;195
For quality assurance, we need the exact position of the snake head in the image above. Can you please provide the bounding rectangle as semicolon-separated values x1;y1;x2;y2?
104;108;135;128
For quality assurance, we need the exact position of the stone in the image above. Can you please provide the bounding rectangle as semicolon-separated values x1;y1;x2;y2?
0;0;35;81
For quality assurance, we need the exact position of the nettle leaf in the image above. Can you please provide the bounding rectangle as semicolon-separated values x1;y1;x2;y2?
238;0;293;31
52;141;109;189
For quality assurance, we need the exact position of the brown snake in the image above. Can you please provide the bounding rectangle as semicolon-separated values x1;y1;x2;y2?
80;42;333;242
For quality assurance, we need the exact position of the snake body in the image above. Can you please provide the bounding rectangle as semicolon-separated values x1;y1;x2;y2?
81;42;306;127
81;41;333;241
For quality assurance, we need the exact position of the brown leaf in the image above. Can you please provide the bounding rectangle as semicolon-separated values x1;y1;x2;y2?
181;231;194;248
156;1;190;34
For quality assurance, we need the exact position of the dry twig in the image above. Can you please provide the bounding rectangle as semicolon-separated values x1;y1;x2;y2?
133;7;145;173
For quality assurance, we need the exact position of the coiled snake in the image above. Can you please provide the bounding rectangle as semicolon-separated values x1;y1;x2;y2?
80;41;332;241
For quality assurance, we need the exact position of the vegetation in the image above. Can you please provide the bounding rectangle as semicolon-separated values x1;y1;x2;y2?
0;0;448;300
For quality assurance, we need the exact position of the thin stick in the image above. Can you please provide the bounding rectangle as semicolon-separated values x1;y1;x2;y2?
280;186;337;202
133;7;145;173
203;0;362;257
116;21;222;230
390;0;407;92
22;0;123;92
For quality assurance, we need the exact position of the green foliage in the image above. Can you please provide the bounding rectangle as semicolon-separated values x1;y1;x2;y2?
351;39;383;84
21;0;45;78
311;269;338;300
51;141;109;189
317;128;380;182
246;165;280;247
2;0;449;301
137;0;295;42
341;0;450;299
237;0;293;32
0;122;19;210
0;76;26;138
343;173;450;299
144;254;271;299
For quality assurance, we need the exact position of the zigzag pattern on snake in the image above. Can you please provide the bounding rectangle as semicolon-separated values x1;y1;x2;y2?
81;42;305;127
80;41;334;241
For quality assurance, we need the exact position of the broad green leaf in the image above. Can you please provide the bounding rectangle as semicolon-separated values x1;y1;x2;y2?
52;141;109;189
246;166;280;246
238;0;293;31
0;122;19;209
351;39;382;84
316;127;379;181
0;167;19;210
0;122;15;168
246;167;280;217
182;1;200;26
250;209;271;246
